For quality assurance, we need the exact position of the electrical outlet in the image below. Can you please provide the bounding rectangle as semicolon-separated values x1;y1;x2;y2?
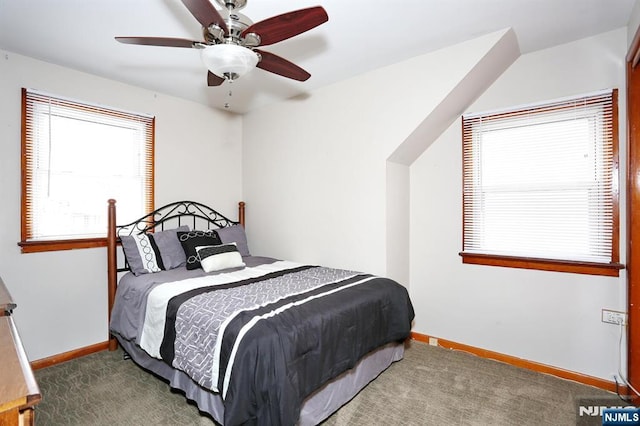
428;337;438;346
601;309;627;325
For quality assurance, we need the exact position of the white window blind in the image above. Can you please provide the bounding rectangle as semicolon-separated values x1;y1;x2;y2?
462;90;616;264
22;89;154;242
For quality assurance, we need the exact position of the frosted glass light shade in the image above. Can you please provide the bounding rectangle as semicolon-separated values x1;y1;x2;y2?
201;44;258;79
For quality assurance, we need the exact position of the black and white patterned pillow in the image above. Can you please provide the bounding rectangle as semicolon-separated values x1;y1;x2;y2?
121;226;189;276
196;243;245;273
177;230;223;270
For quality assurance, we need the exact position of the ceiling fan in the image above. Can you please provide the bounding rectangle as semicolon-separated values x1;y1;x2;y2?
115;0;328;87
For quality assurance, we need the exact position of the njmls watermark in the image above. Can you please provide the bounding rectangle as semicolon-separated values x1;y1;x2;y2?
602;408;640;425
576;397;638;426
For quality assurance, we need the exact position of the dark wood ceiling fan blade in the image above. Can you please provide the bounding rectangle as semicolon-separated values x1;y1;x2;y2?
115;37;199;48
207;71;225;86
255;49;310;81
242;6;328;46
181;0;228;34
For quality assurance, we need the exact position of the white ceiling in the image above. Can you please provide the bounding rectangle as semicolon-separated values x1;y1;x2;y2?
0;0;635;114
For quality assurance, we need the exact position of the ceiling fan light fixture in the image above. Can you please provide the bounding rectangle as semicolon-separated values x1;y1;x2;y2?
201;44;258;80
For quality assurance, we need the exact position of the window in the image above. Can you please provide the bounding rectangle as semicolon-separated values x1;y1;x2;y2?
20;88;154;253
460;90;622;276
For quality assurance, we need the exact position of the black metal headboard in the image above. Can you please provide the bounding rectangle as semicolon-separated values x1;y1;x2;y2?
115;200;240;238
111;200;244;273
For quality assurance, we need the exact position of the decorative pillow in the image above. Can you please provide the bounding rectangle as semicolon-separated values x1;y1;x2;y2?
217;224;251;257
121;225;189;276
177;230;223;270
197;243;246;273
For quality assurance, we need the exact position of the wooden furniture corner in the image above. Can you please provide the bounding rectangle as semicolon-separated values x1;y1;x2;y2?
0;276;16;316
0;277;41;425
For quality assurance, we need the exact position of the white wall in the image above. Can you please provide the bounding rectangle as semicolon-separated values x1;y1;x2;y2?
0;50;243;361
629;0;640;49
411;28;628;380
242;30;514;277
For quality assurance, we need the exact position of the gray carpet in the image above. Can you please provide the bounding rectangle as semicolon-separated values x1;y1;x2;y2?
34;341;620;425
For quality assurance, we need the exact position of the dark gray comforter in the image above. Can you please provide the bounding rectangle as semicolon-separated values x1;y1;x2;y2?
110;257;414;426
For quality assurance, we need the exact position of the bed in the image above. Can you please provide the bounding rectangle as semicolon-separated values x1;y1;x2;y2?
106;199;414;426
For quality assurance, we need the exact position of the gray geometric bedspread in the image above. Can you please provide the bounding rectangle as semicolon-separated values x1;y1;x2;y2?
112;259;414;426
171;266;359;391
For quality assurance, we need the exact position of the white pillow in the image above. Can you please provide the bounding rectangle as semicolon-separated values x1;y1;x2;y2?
196;243;246;273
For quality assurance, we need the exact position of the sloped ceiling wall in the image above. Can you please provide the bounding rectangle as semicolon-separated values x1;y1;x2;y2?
386;29;520;284
242;28;520;280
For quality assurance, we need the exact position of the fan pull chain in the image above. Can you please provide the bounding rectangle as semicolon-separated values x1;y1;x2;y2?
224;79;233;109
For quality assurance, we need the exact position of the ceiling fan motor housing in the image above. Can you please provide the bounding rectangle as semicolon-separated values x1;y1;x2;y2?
205;10;260;47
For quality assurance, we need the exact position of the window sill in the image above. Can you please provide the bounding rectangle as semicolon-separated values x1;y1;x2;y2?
18;238;107;254
459;252;624;277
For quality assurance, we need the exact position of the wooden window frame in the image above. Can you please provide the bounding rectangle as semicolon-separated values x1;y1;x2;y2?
460;90;623;276
18;88;154;253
